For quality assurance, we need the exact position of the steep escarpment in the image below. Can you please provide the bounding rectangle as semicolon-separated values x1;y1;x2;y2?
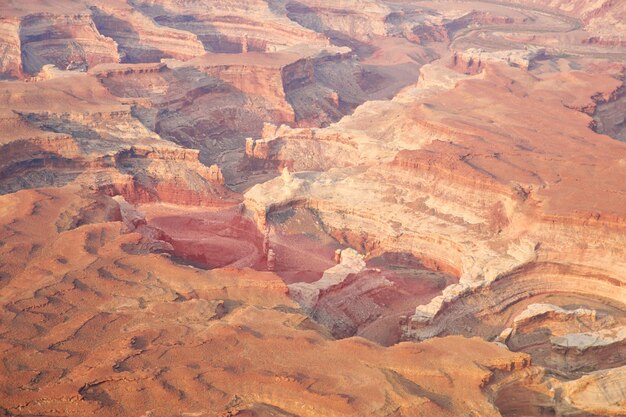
450;47;546;74
90;6;206;63
131;0;327;53
100;145;231;205
241;57;626;416
0;73;231;205
95;58;295;166
95;48;367;178
500;303;626;377
284;0;391;40
0;18;22;79
0;125;231;205
490;360;626;417
591;77;626;141
19;12;120;74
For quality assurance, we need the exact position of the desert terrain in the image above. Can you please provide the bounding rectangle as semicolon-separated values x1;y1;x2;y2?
0;0;625;416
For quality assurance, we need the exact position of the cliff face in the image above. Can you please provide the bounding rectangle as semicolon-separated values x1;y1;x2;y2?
450;47;546;74
0;18;22;79
19;13;120;74
199;59;297;125
237;3;626;406
285;0;391;40
0;72;232;205
102;145;230;205
90;6;206;63
131;0;327;52
94;47;367;176
0;184;534;417
592;80;626;142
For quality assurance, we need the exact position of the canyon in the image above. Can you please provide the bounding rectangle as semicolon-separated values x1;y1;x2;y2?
0;0;625;416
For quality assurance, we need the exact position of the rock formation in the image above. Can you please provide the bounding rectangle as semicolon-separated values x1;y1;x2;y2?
131;0;328;53
0;18;22;79
0;0;625;415
19;12;120;74
90;6;206;63
0;70;233;204
284;0;391;41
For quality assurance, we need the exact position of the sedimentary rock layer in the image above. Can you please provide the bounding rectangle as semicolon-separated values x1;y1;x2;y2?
19;13;120;74
245;60;626;351
0;73;231;204
90;6;206;63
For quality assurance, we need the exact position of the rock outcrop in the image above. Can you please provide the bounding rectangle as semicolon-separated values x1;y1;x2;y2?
19;13;120;74
94;46;368;180
289;248;366;312
0;72;232;205
131;0;328;52
559;366;626;416
90;6;206;63
284;0;391;40
0;18;22;79
451;46;546;73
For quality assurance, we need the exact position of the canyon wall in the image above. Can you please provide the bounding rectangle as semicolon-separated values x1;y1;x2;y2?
0;18;22;79
19;13;120;74
90;6;206;63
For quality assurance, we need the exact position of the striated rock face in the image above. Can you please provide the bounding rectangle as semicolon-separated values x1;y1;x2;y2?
287;249;458;345
551;326;626;352
490;364;626;417
289;248;366;312
93;47;369;179
284;0;391;40
101;145;231;205
90;6;206;63
559;366;626;416
0;18;22;79
239;0;626;398
512;303;598;331
495;303;626;379
451;46;546;74
0;72;232;205
592;78;626;142
19;13;120;74
131;0;328;53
